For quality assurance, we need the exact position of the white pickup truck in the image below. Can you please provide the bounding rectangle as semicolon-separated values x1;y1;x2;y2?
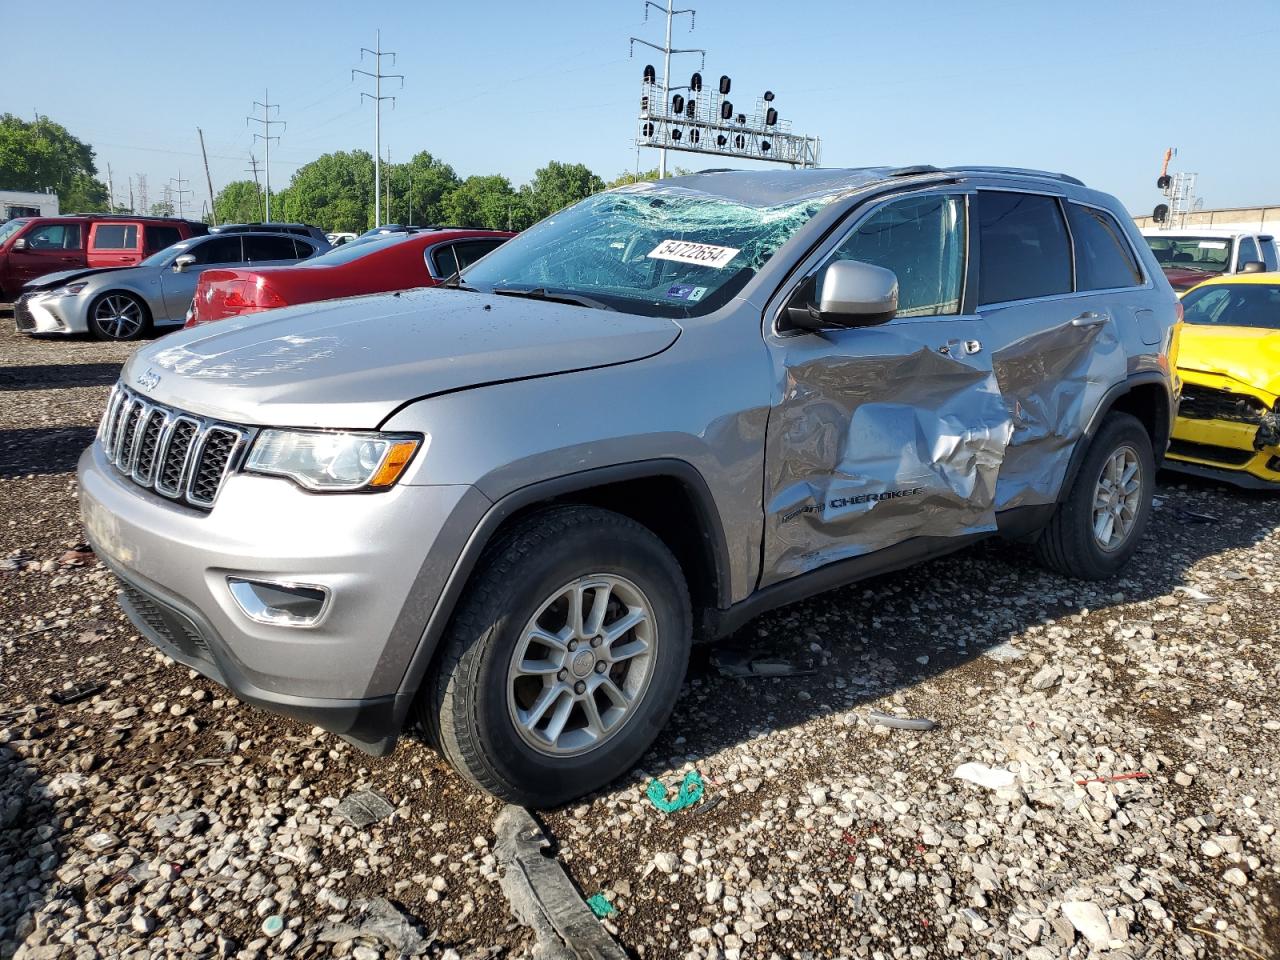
1141;228;1280;291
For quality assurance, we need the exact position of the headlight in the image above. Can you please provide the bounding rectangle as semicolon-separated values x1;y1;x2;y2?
245;429;422;491
55;282;88;296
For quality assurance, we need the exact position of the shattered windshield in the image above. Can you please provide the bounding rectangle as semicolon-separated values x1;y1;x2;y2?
461;185;840;317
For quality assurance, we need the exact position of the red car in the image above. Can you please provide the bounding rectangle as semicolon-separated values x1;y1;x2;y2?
185;228;514;326
0;214;205;300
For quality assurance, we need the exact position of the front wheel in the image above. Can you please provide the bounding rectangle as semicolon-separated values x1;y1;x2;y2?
88;292;151;341
1034;412;1155;579
424;505;691;806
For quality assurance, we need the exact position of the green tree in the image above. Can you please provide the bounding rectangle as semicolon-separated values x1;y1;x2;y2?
440;175;518;230
150;199;175;217
391;151;459;225
604;166;690;189
518;161;604;227
213;180;264;224
277;150;376;232
0;113;110;211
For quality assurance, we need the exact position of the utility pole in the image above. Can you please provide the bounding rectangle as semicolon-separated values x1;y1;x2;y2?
168;171;192;219
106;163;115;213
386;148;392;224
245;154;263;220
128;176;135;215
246;90;284;221
353;29;403;228
631;0;699;178
198;128;218;225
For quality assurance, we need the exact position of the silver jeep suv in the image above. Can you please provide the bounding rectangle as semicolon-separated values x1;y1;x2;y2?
79;166;1179;806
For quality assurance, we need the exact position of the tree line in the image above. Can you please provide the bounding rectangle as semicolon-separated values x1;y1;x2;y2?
1;112;678;231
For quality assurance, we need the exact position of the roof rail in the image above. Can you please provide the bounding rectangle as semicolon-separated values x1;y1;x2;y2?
946;166;1085;187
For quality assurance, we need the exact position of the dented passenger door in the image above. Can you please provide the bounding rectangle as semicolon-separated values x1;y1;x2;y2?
760;191;1014;587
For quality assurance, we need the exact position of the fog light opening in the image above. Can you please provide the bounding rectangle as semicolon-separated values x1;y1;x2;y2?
227;577;330;627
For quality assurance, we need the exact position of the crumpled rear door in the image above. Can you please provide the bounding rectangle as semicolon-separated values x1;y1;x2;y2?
761;319;1012;586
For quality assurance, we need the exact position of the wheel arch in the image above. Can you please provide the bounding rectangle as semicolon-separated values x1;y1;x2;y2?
391;459;732;734
1058;372;1174;505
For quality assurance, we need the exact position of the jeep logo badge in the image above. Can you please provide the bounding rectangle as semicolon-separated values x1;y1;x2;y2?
136;369;161;391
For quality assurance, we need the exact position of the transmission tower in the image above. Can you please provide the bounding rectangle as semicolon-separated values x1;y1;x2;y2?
353;29;404;227
136;174;149;217
246;91;284;221
168;171;192;219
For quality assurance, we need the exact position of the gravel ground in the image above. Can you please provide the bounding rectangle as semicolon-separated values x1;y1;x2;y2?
1;317;1278;960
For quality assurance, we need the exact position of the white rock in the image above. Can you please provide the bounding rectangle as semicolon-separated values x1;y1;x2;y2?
1061;901;1110;945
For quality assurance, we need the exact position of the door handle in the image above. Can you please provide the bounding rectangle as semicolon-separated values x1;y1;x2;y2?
1071;312;1108;327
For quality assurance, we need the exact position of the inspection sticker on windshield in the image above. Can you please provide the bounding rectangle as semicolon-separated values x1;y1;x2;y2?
648;239;741;269
666;284;708;301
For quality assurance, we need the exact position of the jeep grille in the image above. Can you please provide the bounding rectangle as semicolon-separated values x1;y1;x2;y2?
98;383;252;510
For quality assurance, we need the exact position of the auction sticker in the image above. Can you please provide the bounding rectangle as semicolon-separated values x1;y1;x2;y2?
648;239;741;269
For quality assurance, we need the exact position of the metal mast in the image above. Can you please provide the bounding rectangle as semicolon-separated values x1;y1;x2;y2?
168;171;192;219
247;90;284;221
630;1;700;178
353;29;403;227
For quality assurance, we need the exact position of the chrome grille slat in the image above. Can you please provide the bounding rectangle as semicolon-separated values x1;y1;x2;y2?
97;383;251;511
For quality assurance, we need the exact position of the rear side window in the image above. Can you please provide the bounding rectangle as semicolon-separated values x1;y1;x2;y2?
453;238;506;270
430;244;459;277
145;225;181;254
977;192;1071;305
1065;204;1142;290
827;193;966;317
92;225;138;250
244;235;298;262
291;237;317;258
1263;239;1279;271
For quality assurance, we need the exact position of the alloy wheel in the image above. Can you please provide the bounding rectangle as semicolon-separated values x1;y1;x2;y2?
1091;444;1142;552
506;574;657;757
94;295;145;339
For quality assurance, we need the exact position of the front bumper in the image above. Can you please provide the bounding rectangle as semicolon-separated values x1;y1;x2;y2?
14;291;81;335
1165;376;1280;489
79;441;490;750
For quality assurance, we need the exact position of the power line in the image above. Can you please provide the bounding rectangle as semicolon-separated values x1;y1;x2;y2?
246;90;285;221
353;28;403;227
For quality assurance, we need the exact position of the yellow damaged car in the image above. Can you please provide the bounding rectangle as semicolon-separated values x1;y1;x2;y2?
1167;271;1280;488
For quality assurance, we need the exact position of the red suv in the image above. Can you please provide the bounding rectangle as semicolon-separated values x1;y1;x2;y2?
0;215;206;300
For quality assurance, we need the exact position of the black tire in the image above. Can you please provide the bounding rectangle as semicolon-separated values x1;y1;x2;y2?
87;291;151;341
1034;412;1155;580
424;505;692;807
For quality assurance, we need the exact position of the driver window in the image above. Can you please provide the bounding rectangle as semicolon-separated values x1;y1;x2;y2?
1237;237;1259;266
824;194;965;317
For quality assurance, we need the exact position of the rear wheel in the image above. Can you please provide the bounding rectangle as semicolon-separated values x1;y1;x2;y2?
424;505;691;807
88;292;150;341
1034;412;1155;579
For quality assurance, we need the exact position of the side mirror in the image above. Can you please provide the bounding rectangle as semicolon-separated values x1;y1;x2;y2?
785;259;899;332
172;253;197;273
12;238;26;250
1240;260;1267;274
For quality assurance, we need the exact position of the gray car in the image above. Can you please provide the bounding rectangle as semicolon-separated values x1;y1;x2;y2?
15;231;323;340
78;166;1179;805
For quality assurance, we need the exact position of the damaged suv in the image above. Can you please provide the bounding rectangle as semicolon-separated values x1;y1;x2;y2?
80;167;1179;805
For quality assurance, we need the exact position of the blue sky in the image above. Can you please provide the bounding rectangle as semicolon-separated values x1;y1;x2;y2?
7;0;1279;218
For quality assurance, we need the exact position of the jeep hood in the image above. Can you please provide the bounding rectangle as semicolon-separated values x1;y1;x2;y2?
1178;323;1280;398
124;287;682;428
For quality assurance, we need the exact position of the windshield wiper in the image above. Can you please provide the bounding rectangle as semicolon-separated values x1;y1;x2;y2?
440;269;476;291
492;286;616;311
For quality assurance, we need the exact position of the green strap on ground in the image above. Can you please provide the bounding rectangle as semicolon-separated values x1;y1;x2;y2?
645;770;704;812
